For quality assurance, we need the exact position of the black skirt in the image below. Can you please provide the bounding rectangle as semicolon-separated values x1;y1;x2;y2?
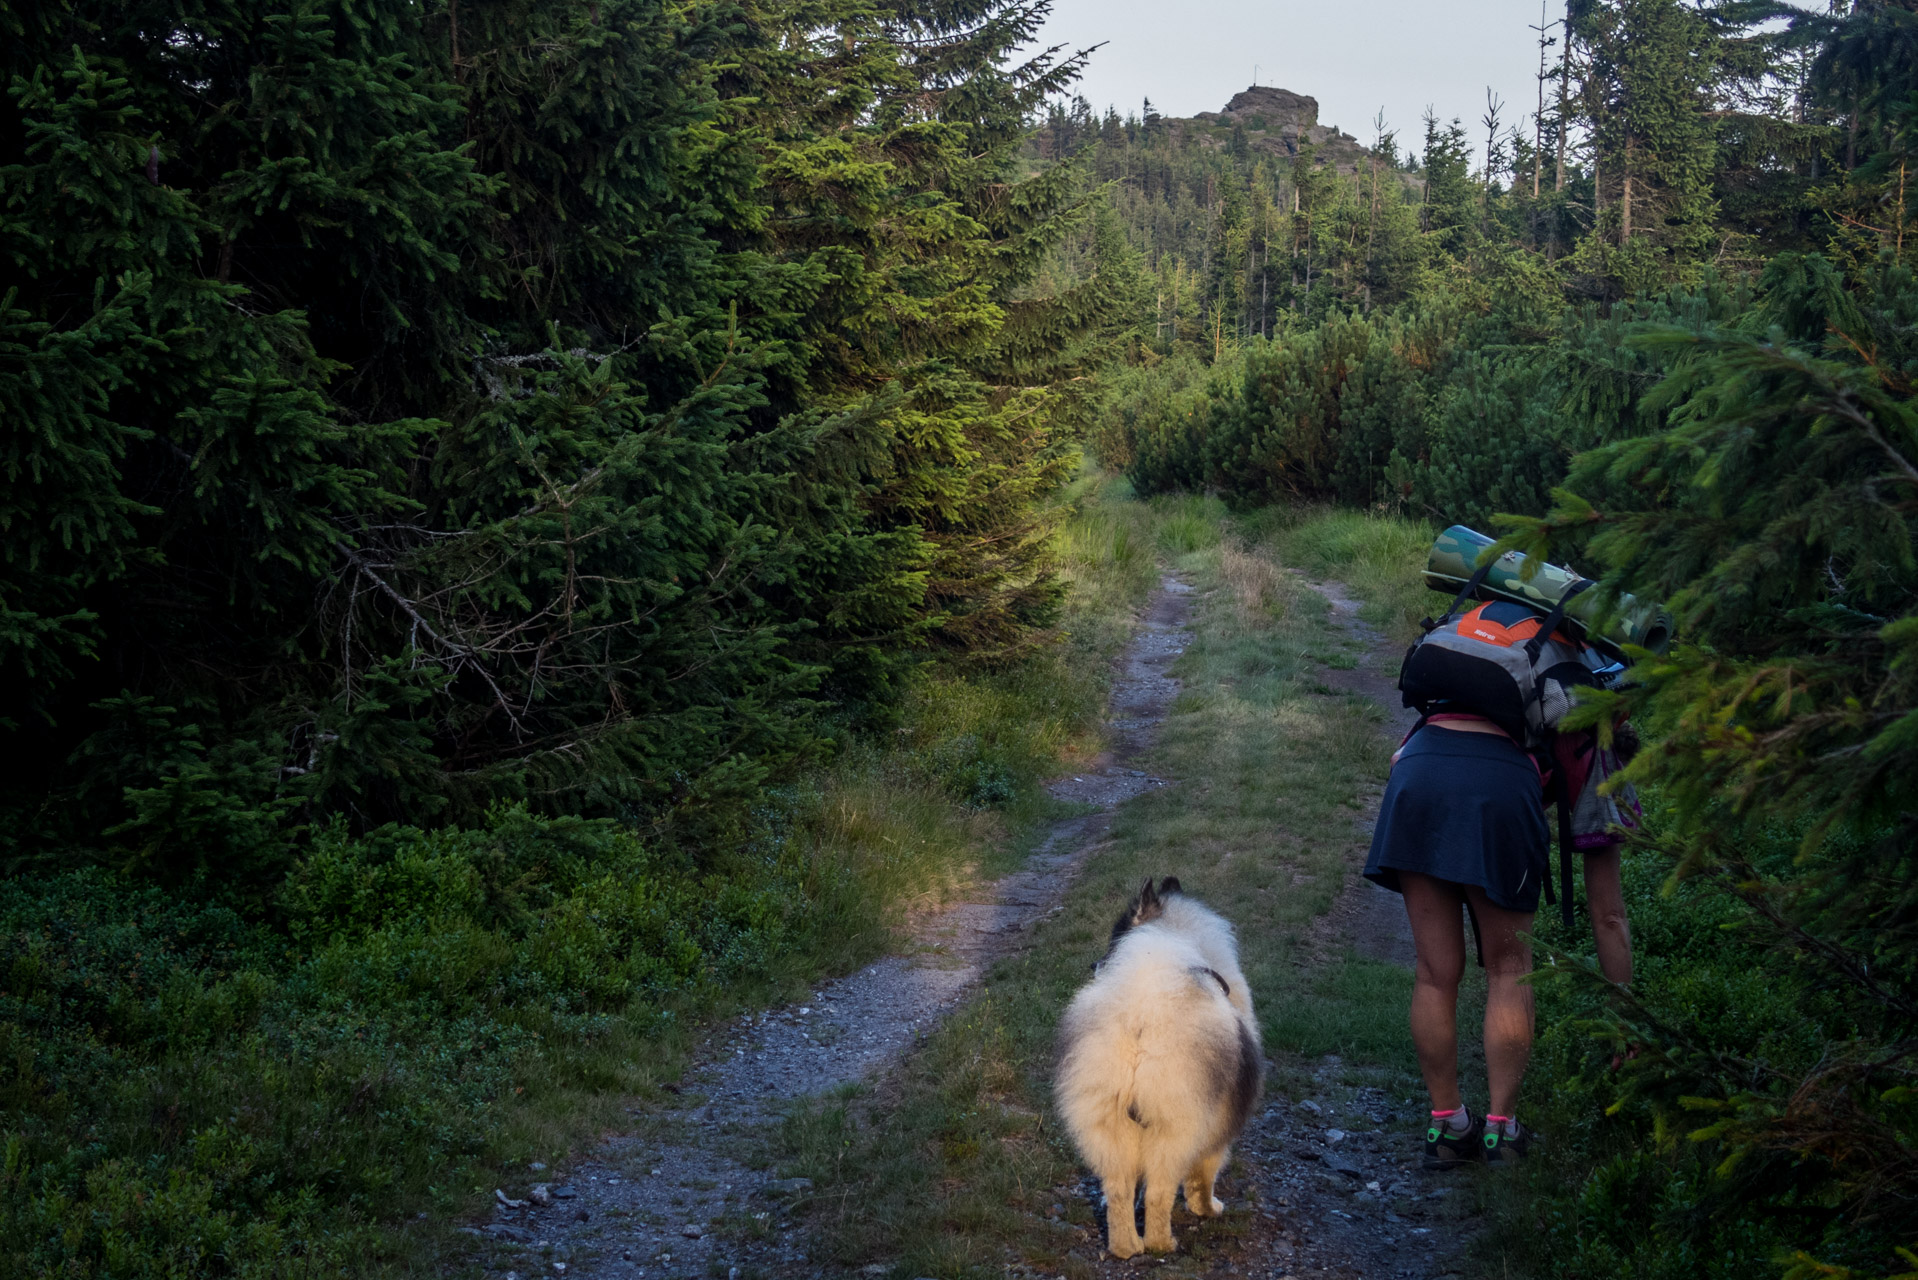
1363;726;1550;914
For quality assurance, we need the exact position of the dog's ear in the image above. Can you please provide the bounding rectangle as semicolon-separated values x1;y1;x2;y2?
1159;876;1183;897
1109;877;1168;944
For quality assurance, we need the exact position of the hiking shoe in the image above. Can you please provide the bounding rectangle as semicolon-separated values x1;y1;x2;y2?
1481;1120;1536;1166
1423;1113;1483;1171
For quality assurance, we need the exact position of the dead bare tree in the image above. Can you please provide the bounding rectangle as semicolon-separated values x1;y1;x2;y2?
1482;87;1505;227
1531;0;1554;198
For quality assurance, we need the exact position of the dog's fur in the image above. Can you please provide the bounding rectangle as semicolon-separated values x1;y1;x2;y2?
1054;877;1263;1258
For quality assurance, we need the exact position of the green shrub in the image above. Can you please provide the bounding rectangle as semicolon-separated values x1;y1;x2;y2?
1513;813;1903;1280
1106;280;1757;530
0;471;1152;1277
0;808;823;1275
1496;256;1918;1278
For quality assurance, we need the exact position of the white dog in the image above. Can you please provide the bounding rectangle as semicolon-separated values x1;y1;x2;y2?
1054;877;1263;1258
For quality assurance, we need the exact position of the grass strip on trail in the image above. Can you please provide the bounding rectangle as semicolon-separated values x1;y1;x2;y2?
766;491;1441;1279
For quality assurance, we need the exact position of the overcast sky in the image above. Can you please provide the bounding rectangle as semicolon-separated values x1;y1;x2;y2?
1030;0;1568;164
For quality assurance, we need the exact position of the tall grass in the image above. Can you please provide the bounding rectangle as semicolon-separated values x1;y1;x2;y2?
1218;540;1296;627
1054;471;1162;635
1153;494;1229;555
1239;505;1438;644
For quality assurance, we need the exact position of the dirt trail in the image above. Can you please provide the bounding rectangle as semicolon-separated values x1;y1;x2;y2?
1299;576;1418;973
1220;576;1478;1280
1022;572;1479;1280
463;577;1197;1280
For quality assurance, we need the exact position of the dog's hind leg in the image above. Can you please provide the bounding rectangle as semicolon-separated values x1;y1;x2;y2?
1184;1146;1228;1217
1100;1174;1143;1260
1141;1156;1182;1253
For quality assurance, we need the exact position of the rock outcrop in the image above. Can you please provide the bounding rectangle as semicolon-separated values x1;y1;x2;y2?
1183;85;1376;176
1221;86;1320;133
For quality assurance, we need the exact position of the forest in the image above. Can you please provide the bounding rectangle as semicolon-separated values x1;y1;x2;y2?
1075;0;1918;1276
1;0;1914;1275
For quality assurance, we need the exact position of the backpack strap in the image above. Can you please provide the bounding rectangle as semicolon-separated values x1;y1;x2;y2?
1533;737;1571;925
1444;560;1496;622
1556;767;1577;929
1530;580;1594;928
1523;578;1595;663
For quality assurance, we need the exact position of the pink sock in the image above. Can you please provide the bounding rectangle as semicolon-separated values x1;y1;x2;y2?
1430;1107;1462;1118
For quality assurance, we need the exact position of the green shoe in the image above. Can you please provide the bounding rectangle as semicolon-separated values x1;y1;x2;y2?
1423;1111;1483;1171
1482;1119;1536;1166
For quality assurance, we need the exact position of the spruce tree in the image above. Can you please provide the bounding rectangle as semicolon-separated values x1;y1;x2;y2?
1419;113;1479;261
1;0;1127;875
1500;253;1918;1270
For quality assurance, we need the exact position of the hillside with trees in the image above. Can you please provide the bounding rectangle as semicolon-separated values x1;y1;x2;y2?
3;0;1916;1275
1078;1;1918;1276
0;0;1135;1271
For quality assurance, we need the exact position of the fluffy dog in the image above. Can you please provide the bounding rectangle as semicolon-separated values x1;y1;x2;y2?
1054;877;1263;1258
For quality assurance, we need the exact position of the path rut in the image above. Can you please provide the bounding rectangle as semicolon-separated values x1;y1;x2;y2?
463;576;1198;1280
1224;576;1478;1280
1300;576;1417;973
1020;572;1479;1280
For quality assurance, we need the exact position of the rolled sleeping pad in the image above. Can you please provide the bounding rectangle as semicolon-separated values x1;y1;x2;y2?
1424;525;1673;659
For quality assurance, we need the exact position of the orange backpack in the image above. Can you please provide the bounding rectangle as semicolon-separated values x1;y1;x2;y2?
1398;568;1598;750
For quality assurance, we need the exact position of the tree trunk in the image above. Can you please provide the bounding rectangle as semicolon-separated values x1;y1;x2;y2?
1534;0;1548;198
1246;238;1255;337
1898;162;1908;257
1555;20;1570;191
1368;153;1380;287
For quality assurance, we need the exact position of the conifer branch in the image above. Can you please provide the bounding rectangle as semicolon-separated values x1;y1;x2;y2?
334;540;528;738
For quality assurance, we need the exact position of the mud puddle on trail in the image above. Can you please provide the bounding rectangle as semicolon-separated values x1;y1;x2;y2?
462;577;1197;1280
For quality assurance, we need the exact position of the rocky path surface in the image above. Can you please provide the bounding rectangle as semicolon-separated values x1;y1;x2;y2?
984;573;1479;1280
1228;576;1477;1280
464;577;1198;1280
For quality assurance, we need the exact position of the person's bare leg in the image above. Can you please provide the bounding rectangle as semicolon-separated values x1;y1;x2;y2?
1400;873;1468;1111
1582;846;1634;987
1465;887;1535;1118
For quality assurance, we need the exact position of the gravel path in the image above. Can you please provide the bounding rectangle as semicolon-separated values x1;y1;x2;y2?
463;577;1197;1280
1230;576;1480;1280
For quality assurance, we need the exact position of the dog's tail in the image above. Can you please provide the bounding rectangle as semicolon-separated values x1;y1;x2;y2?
1219;1010;1263;1138
1179;965;1262;1138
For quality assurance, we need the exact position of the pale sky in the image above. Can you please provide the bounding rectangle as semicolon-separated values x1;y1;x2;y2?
1031;0;1568;166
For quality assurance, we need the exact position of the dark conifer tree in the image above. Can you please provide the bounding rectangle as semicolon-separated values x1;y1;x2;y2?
0;0;1128;872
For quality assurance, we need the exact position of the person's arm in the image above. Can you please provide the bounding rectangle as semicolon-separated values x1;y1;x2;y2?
1582;843;1633;987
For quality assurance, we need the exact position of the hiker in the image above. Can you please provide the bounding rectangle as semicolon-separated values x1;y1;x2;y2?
1364;592;1639;1169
